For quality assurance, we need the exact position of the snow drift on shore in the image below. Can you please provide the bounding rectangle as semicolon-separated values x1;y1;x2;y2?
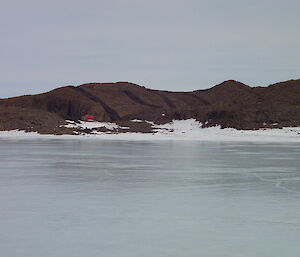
1;119;300;142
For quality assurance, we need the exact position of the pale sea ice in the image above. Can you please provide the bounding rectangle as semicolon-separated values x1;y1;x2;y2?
0;138;300;257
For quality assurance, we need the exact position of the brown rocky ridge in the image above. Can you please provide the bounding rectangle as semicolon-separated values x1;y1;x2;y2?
0;79;300;135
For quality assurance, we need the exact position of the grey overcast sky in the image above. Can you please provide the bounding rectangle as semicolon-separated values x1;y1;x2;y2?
0;0;299;97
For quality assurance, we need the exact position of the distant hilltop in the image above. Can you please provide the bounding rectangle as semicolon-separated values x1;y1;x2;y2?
0;79;300;134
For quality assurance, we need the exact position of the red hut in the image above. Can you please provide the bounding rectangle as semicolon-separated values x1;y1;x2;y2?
82;115;95;122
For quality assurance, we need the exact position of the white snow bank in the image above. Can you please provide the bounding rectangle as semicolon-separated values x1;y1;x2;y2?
131;119;154;125
64;120;129;130
130;119;143;123
154;119;203;133
1;119;300;142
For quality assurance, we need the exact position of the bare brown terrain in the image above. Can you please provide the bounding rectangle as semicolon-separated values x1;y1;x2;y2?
0;79;300;134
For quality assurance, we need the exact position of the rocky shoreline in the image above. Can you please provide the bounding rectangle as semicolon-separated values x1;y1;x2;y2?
1;119;300;143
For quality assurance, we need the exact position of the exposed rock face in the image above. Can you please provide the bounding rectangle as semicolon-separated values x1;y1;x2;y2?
0;79;300;134
0;106;69;134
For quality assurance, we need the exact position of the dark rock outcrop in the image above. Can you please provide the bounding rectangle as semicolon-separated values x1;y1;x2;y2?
1;79;300;134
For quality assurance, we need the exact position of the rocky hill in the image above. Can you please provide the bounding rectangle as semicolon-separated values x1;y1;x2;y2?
0;79;300;134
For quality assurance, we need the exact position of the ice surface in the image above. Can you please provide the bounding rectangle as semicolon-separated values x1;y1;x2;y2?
0;140;300;257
